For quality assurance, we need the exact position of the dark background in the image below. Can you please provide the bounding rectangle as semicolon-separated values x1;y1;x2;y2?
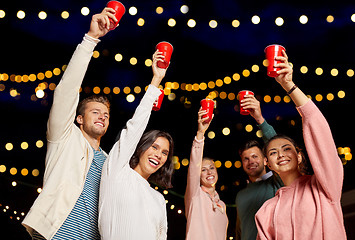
0;0;354;239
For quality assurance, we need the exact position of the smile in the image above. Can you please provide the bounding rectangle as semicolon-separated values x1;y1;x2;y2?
278;160;290;166
148;158;159;168
95;122;105;127
206;176;215;180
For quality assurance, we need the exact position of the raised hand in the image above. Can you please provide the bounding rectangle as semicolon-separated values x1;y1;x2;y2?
196;108;213;140
87;8;118;39
274;50;294;92
240;95;264;124
151;50;168;87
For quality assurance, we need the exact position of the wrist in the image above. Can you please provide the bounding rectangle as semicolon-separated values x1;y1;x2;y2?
196;130;205;140
151;76;163;87
280;81;295;93
255;116;265;125
86;31;101;40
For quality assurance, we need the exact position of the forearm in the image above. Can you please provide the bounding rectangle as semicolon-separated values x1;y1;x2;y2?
258;120;277;142
185;137;204;198
279;81;309;107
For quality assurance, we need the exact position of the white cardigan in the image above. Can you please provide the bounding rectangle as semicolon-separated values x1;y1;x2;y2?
22;35;104;239
99;85;167;240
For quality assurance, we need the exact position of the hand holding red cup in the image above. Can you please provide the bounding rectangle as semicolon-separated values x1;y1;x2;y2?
106;1;126;30
238;90;254;115
264;44;286;78
200;99;215;123
155;42;173;69
152;89;165;111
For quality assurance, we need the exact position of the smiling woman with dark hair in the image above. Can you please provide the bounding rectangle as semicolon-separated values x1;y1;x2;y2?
98;50;174;240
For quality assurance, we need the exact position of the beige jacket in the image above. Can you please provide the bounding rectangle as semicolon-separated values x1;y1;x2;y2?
22;35;105;239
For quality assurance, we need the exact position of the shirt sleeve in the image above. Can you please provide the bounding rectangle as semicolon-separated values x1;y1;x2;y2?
297;100;343;202
47;35;98;143
257;120;277;143
184;137;204;209
104;85;162;176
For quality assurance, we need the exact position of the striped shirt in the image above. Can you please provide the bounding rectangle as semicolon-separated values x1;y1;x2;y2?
52;148;106;240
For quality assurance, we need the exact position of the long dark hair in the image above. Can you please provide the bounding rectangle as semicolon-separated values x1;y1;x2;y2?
129;130;174;188
263;134;313;175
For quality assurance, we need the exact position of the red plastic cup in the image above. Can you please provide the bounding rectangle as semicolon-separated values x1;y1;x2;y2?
200;99;215;123
264;44;286;77
238;90;254;115
153;89;165;111
106;1;126;30
155;42;173;69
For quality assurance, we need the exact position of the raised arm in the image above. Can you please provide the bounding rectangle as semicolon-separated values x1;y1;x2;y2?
185;109;213;204
241;94;277;142
275;51;343;201
47;8;116;142
105;51;167;175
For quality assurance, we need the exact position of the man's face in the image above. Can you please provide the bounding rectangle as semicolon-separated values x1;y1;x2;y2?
241;146;267;182
76;101;110;139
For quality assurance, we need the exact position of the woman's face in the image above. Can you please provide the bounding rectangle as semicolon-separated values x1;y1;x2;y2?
200;160;218;188
266;138;302;175
136;137;170;179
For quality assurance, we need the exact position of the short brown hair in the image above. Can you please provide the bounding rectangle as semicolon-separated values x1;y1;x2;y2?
239;140;263;157
76;95;110;116
130;130;175;189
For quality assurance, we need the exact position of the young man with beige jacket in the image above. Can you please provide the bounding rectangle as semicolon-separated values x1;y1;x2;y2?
22;7;117;239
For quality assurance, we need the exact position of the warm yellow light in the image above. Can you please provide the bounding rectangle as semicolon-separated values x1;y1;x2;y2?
145;59;152;67
21;142;29;150
283;95;291;103
242;69;250;77
53;68;61;75
251;15;260;24
137;18;145;26
263;59;269;67
123;87;131;94
93;87;101;94
326;93;334;101
187;19;196;28
177;210;182;214
315;67;323;75
113;87;120;94
233;73;240;81
168;18;176;27
180;5;189;14
300;66;308;74
130;57;138;65
199;82;207;90
338;90;345;98
220;92;227;99
256;130;263;138
228;93;236;100
224;76;232;84
10;89;18;97
17;10;25;19
115;53;123;62
12;181;17;187
215;160;222;168
61;11;69;19
0;165;6;173
299;15;308;24
126;94;135;102
38;11;47;20
81;7;90;16
274;95;281;103
0;10;5;18
37;72;45;80
93;51;100;58
209;20;218;28
232;19;240;28
174;161;180;170
45;71;53;78
181;158;189;166
10;168;17;175
156;7;163;14
245;124;253;132
208;81;215;89
222;128;230;135
225;161;232;168
264;95;271;103
170;205;175;209
21;168;28;176
347;69;354;77
251;65;259;72
234;161;242;168
315;94;323;102
208;131;215;139
37;188;42;193
103;87;110;94
326;15;334;23
129;6;138;15
163;190;168;195
192;83;199;91
216;79;223;87
330;68;338;76
275;17;284;26
352;14;355;22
